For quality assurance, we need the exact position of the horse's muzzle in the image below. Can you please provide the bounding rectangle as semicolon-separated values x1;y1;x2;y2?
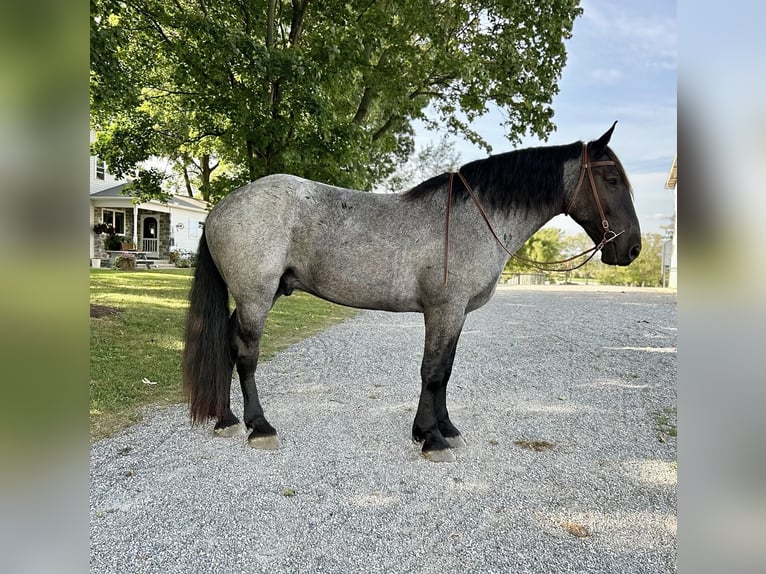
601;237;641;266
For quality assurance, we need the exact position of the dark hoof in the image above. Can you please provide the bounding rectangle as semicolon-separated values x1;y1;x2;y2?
213;423;246;438
445;435;467;448
423;448;456;463
248;434;281;450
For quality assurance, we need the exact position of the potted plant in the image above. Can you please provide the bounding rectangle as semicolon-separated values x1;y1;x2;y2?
104;234;126;251
94;223;125;251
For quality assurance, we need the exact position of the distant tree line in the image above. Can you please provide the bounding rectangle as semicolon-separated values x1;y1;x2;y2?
505;229;668;287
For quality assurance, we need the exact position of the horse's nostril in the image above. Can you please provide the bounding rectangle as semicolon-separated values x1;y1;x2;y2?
630;244;641;260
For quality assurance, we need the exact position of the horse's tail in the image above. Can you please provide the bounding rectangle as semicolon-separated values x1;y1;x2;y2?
183;231;232;423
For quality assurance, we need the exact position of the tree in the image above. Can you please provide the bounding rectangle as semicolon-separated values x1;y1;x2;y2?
90;0;583;200
592;233;664;287
561;232;598;283
502;230;665;286
504;227;566;273
375;137;462;194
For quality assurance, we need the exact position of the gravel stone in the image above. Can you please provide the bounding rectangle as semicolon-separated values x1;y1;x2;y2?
90;285;677;573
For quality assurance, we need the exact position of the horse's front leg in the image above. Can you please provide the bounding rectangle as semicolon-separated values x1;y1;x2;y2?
433;344;467;449
413;307;465;462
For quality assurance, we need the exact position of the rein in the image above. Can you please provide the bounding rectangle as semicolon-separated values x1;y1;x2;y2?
442;143;624;285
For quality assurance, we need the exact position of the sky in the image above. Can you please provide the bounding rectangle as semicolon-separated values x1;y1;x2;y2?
413;0;677;236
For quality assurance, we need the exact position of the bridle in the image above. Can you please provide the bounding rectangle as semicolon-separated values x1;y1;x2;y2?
564;142;621;240
442;143;625;285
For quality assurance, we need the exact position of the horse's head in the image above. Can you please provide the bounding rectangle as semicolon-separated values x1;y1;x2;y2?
565;123;642;266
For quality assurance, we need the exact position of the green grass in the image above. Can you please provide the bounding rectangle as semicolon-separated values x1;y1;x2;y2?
652;406;677;439
90;269;357;440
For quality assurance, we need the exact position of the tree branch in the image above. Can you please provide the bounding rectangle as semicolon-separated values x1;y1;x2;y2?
409;89;445;99
266;0;276;48
352;87;374;124
134;1;174;46
237;0;251;35
289;0;310;45
182;163;194;197
142;88;202;99
372;116;397;141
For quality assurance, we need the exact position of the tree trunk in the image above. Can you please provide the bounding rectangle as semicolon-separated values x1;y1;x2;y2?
182;164;194;197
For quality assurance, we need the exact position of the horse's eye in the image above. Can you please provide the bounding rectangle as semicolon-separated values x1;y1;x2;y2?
606;177;618;186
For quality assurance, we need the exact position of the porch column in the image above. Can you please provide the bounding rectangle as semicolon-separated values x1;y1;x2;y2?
133;205;139;246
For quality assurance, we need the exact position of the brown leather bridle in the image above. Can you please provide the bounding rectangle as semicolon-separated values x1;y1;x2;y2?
442;143;625;285
565;143;620;236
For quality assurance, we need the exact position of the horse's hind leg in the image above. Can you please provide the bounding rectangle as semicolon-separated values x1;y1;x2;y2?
213;402;246;437
214;410;245;437
234;299;280;449
206;313;245;437
413;307;466;462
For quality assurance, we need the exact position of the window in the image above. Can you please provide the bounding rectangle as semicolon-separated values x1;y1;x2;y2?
95;158;106;180
189;219;202;238
102;209;125;234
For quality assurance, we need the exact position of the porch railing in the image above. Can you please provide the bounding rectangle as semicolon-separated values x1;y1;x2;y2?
142;238;158;254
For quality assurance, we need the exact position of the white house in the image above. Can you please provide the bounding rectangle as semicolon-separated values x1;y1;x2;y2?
664;154;677;289
89;153;210;263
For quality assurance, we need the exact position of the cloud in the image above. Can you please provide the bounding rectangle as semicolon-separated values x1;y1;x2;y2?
581;1;676;70
590;68;623;84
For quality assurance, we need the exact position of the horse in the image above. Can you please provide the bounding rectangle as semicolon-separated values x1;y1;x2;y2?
182;122;641;462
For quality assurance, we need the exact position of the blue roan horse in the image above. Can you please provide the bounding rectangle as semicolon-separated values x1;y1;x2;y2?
183;123;641;462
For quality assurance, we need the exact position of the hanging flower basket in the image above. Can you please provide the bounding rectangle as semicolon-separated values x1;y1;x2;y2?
92;222;114;235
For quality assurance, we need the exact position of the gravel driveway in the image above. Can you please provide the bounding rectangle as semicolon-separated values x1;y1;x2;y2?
90;285;677;573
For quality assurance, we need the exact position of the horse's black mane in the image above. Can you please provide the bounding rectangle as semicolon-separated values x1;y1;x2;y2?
402;141;584;214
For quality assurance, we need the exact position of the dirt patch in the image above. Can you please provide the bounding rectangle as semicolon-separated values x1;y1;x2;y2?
561;520;590;538
90;304;123;318
513;439;555;452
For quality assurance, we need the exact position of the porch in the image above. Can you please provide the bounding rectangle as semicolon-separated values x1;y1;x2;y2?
90;184;209;263
92;206;170;260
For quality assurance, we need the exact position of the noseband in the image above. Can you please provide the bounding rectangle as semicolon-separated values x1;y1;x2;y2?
442;143;625;284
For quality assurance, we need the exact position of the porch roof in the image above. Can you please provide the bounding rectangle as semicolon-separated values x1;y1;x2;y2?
90;184;209;214
664;154;677;189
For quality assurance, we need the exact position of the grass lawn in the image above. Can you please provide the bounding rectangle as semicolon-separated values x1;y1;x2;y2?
90;269;357;441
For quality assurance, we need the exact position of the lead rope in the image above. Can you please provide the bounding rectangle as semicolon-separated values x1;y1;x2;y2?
443;173;454;285
442;144;623;285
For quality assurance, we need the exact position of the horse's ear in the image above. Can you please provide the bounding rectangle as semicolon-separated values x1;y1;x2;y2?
590;121;618;152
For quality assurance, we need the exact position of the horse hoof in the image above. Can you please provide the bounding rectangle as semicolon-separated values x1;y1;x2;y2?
423;448;456;463
248;435;281;450
445;435;467;448
213;423;246;438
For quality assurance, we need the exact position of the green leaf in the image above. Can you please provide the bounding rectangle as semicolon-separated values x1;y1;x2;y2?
91;0;583;200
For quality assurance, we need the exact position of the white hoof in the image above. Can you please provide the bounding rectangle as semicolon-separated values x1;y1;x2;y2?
424;448;456;463
445;435;467;448
213;423;246;438
248;435;281;450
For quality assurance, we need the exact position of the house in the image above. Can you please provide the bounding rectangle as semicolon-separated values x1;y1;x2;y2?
89;154;210;265
664;154;677;289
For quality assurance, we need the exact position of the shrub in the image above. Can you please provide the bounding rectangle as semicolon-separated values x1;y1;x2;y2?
169;248;197;268
113;254;136;270
105;234;129;251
